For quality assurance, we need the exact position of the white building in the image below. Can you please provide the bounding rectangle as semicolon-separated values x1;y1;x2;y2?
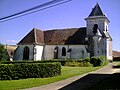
14;3;112;60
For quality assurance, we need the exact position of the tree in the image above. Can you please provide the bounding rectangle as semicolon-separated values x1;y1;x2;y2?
0;43;7;61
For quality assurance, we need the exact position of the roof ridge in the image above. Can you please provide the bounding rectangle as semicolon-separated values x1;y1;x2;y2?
44;27;86;32
18;28;44;45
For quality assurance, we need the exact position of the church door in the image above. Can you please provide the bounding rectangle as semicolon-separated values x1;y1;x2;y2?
23;46;29;60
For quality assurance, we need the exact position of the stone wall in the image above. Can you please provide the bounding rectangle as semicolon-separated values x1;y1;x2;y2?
43;45;89;60
14;45;34;60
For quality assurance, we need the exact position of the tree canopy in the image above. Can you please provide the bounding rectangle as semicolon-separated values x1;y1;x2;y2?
0;43;6;60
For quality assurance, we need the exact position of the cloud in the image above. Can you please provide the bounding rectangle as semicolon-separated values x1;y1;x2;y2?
6;40;17;43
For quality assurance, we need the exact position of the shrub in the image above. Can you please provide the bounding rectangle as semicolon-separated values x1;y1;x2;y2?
65;61;79;67
90;56;107;67
0;62;61;80
84;58;90;62
99;56;107;65
0;43;7;61
65;61;92;67
90;57;100;67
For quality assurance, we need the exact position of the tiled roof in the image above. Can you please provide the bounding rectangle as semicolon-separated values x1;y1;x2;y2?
18;27;112;45
89;3;104;17
44;27;86;45
18;27;86;45
113;50;120;57
18;28;44;45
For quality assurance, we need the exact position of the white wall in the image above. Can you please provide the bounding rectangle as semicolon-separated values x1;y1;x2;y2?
34;45;44;61
106;39;113;60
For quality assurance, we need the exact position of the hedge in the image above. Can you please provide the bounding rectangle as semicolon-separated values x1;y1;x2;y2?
0;56;106;67
2;59;90;66
0;62;61;80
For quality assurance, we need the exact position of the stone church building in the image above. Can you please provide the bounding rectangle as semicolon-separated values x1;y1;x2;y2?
14;3;112;60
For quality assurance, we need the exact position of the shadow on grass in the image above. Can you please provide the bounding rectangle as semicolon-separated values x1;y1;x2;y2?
59;73;120;90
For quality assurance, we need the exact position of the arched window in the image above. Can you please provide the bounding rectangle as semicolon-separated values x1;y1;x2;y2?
93;24;98;34
62;47;66;56
54;46;58;59
23;46;29;60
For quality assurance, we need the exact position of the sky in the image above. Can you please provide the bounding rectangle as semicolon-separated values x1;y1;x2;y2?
0;0;120;51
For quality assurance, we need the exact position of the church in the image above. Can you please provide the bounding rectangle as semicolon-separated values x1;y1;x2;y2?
14;3;112;61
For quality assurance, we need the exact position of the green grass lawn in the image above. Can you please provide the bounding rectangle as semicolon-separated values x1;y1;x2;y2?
0;66;101;90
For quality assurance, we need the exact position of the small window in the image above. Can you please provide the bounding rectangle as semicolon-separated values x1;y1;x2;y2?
62;47;66;56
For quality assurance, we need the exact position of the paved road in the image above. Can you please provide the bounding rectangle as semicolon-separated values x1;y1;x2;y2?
22;62;120;90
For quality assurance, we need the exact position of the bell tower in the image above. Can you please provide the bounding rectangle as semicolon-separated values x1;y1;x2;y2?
85;3;112;60
85;3;110;35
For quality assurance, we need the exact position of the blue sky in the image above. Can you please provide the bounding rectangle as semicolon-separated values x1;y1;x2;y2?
0;0;120;51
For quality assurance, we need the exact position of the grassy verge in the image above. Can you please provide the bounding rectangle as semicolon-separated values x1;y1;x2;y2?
113;61;120;68
116;62;120;66
0;66;102;90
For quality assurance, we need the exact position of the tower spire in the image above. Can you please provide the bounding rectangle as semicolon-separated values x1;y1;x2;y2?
89;3;104;17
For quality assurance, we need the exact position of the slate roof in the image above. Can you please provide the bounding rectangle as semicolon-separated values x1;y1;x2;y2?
89;3;104;17
18;27;87;45
18;28;44;45
44;27;86;45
